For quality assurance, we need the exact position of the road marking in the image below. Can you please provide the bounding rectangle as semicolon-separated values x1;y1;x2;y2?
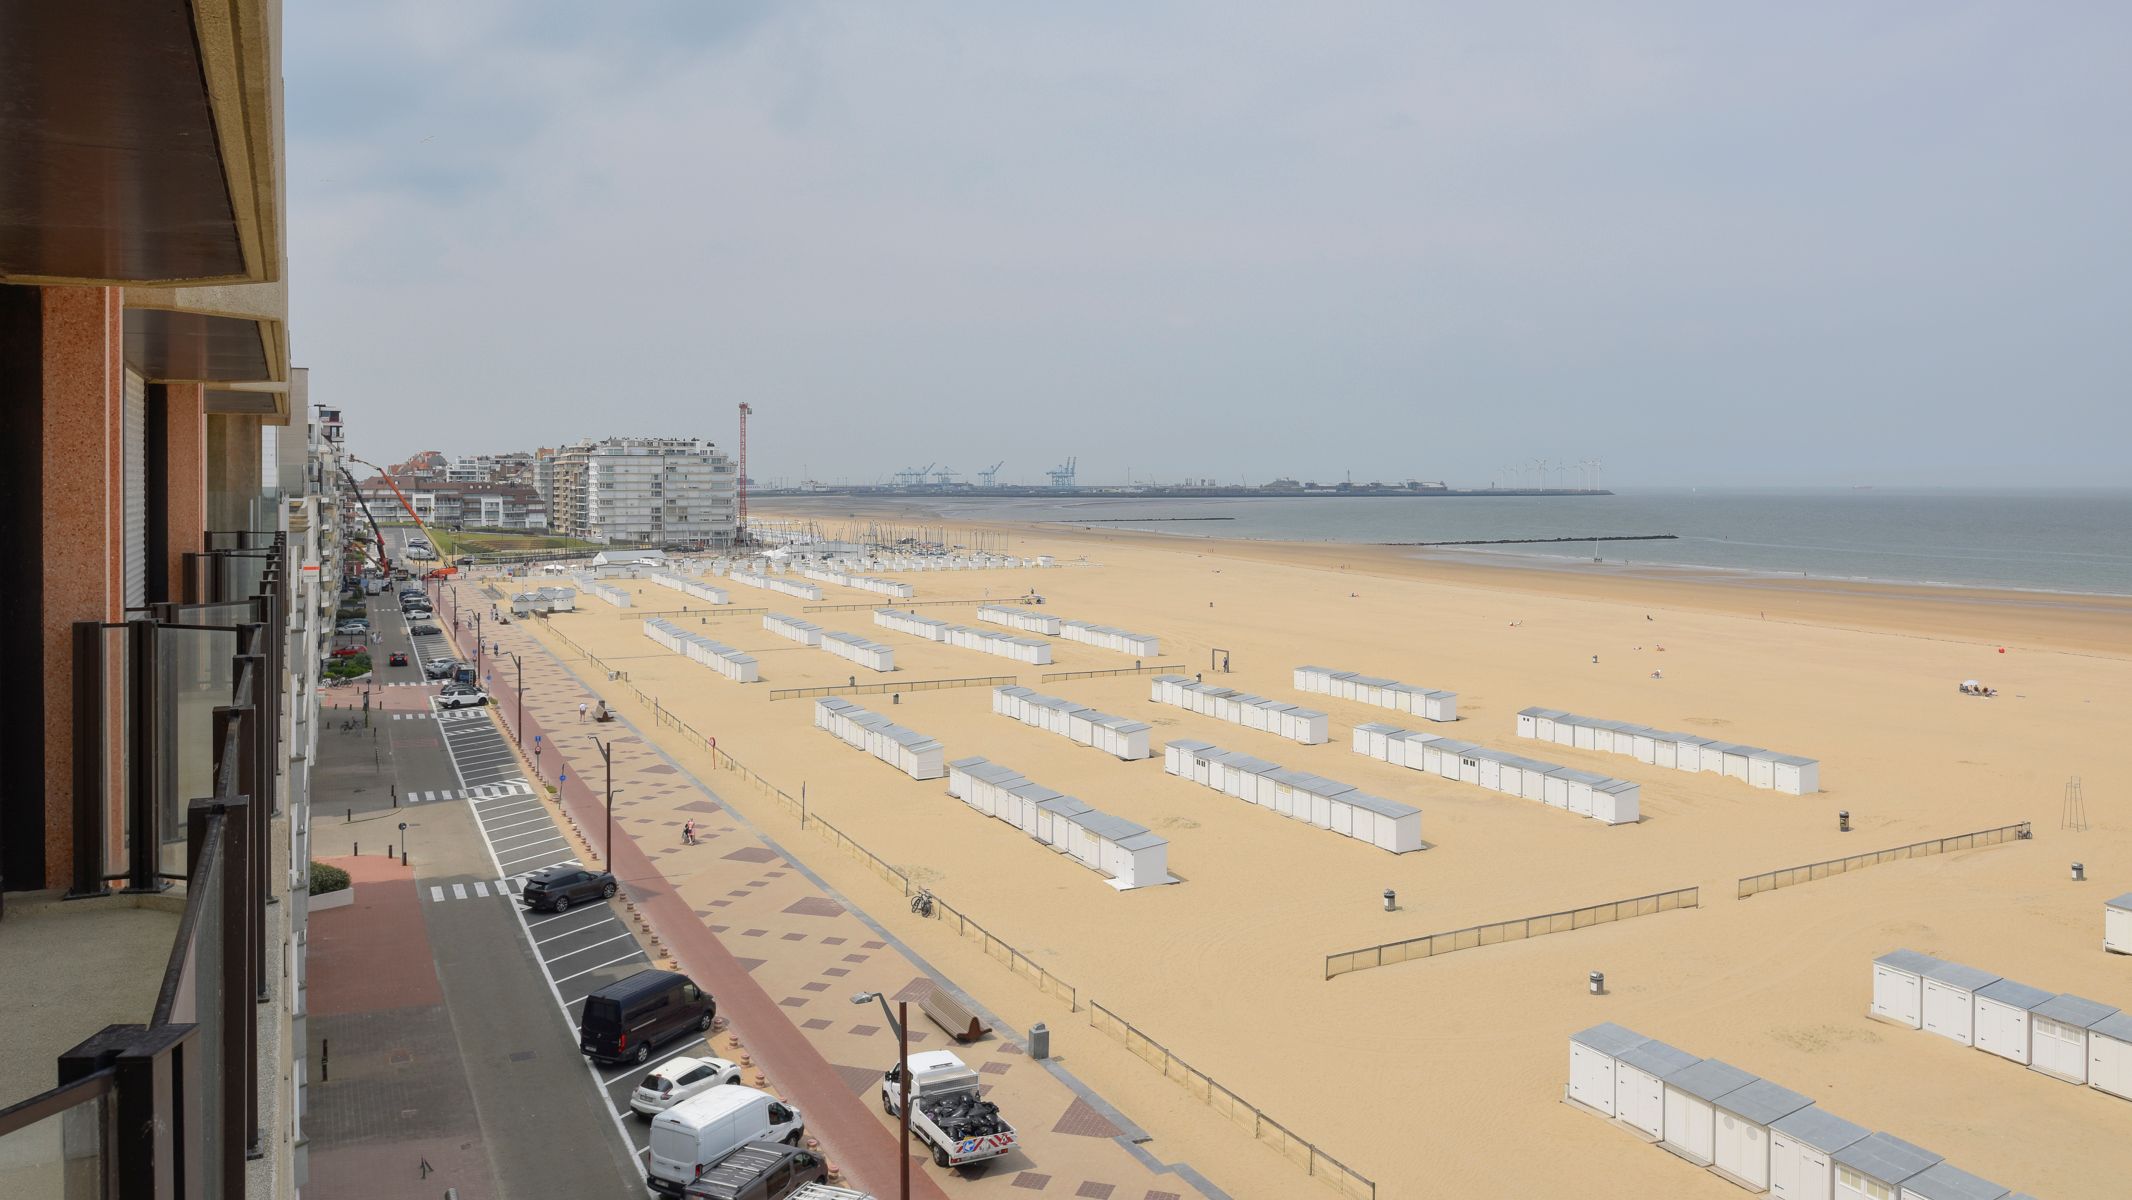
493;827;564;847
452;883;468;900
553;951;645;986
431;886;445;902
498;843;570;869
487;814;552;834
604;1039;707;1086
543;930;636;964
473;881;490;898
534;910;613;943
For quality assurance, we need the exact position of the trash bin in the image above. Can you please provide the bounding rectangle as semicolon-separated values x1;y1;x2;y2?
1028;1023;1050;1060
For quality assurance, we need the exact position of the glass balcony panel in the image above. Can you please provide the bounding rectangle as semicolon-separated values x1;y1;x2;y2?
156;627;237;880
0;1087;107;1199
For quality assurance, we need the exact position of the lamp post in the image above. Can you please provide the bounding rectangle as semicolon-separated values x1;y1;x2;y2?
596;736;614;869
533;734;543;780
851;991;910;1200
512;652;524;743
474;612;484;681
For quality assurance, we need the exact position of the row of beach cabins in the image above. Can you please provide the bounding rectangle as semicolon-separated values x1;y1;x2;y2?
642;617;759;682
728;569;822;602
946;757;1173;889
762;613;899;672
1351;723;1640;825
1568;1022;2037;1199
1163;739;1422;854
975;605;1163;656
1151;676;1330;745
1517;708;1820;794
993;687;1153;761
873;609;1053;664
507;586;577;615
1294;665;1458;723
1870;949;2131;1100
801;566;914;599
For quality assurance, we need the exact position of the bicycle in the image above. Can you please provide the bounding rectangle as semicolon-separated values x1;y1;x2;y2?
910;889;934;918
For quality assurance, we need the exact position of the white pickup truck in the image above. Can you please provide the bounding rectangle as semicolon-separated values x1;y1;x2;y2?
880;1050;1018;1170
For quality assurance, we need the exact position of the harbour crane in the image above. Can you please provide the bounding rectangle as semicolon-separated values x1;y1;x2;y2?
931;465;959;487
1046;457;1077;490
977;461;1005;487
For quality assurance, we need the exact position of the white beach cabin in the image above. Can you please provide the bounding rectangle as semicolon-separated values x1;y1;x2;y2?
1870;949;1945;1028
1613;1039;1702;1141
2107;892;2132;954
1898;1162;2012;1200
1769;1107;1871;1200
2086;1011;2132;1101
1920;961;2001;1046
2027;993;2121;1085
1971;978;2054;1066
1768;753;1822;795
1660;1058;1758;1166
1830;1134;1943;1200
1712;1078;1816;1192
1567;1023;1648;1117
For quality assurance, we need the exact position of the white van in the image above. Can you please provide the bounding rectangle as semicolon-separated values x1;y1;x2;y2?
647;1086;805;1196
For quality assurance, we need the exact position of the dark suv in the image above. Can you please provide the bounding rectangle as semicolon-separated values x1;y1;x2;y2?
521;865;617;913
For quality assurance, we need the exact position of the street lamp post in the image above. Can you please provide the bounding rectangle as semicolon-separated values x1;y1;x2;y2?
512;652;524;743
474;612;484;681
533;735;543;780
596;736;614;869
851;991;910;1200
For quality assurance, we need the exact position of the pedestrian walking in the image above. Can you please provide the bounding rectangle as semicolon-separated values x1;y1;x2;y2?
578;701;588;723
683;819;698;846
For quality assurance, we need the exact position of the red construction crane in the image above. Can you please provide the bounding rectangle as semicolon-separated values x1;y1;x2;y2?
736;402;752;546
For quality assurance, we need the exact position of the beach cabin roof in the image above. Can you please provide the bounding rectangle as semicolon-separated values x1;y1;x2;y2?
1076;811;1151;841
1616;1039;1700;1078
1769;1107;1870;1154
1770;752;1819;767
1714;1078;1813;1126
1008;783;1064;805
1349;792;1419;819
2030;994;2120;1029
1923;962;2001;992
2090;1012;2132;1043
1518;706;1563;718
2106;892;2132;912
1428;738;1479;756
1974;979;2054;1011
1226;754;1285;777
1664;1059;1757;1103
1291;773;1355;798
1355;722;1403;737
1899;1163;2011;1200
948;756;988;771
1166;738;1215;753
1830;1134;1942;1184
1553;768;1613;787
1038;796;1093;819
1117;832;1167;852
1570;1022;1648;1057
1874;949;1945;976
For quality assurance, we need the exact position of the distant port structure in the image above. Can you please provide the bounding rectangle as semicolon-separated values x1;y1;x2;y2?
758;456;1610;499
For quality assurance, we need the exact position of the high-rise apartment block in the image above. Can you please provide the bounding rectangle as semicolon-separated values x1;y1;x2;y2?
545;437;737;547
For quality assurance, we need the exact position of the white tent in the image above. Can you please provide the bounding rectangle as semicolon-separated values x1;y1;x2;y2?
1972;978;2054;1066
2027;993;2121;1085
1898;1162;2012;1200
2087;1011;2132;1102
1613;1039;1702;1140
1567;1023;1648;1117
1921;962;2001;1046
1769;1106;1871;1200
1870;949;1945;1028
2107;892;2132;955
1831;1134;1943;1200
1661;1058;1758;1166
1712;1078;1816;1193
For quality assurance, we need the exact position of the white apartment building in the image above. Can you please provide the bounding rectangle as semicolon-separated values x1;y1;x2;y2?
548;436;737;547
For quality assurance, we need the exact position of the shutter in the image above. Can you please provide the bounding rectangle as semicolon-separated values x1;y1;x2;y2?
123;369;148;609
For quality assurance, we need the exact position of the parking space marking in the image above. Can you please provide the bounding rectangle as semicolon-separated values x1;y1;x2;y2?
554;952;645;987
544;931;637;964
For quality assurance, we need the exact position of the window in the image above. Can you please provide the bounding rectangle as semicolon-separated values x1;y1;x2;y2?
679;1065;714;1085
768;1103;791;1121
683;984;702;1002
1837;1166;1893;1200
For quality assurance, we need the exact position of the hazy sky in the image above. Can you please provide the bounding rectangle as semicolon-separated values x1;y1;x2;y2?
290;2;2130;488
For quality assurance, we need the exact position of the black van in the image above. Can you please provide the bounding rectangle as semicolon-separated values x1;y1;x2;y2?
681;1141;829;1200
578;969;715;1065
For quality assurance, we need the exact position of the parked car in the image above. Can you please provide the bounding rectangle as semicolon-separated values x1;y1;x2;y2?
336;620;369;635
423;659;457;680
647;1089;801;1196
330;644;367;659
408;623;440;635
681;1141;829;1200
398;588;424;600
388;652;409;667
882;1051;1017;1169
405;609;434;622
455;555;476;566
630;1055;741;1117
522;864;617;915
437;688;488;710
578;968;714;1065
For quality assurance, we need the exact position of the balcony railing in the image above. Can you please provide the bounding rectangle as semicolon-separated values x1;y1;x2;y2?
0;533;290;1198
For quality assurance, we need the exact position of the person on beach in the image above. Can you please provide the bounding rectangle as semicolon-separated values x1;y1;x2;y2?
683;819;698;846
578;701;588;723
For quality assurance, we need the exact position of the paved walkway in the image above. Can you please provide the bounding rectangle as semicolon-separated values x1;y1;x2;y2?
306;856;498;1200
458;596;1215;1200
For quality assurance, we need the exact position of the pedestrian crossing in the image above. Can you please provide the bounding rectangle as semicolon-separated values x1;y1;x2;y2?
427;859;581;903
389;708;491;722
382;680;442;688
402;779;533;805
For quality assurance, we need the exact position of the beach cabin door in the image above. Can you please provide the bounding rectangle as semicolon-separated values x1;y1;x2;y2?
1716;1111;1770;1190
2032;1016;2088;1082
1567;1043;1616;1115
2090;1033;2132;1100
1769;1133;1832;1200
1616;1069;1663;1139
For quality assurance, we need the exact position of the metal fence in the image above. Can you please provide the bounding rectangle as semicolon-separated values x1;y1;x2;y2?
1737;822;2032;899
1324;886;1701;979
767;675;1015;702
1040;663;1185;682
931;896;1080;1011
803;597;1038;613
1088;1002;1375;1200
616;606;767;620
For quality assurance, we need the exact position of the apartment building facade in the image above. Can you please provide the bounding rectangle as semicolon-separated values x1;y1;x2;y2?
2;3;322;1195
545;436;737;547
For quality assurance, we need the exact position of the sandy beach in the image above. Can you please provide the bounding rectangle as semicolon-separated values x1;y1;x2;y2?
505;502;2132;1200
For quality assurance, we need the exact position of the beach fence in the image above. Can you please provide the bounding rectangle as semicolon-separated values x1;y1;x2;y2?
1324;886;1702;979
618;605;768;620
1087;1002;1376;1200
1736;822;2032;899
1041;663;1186;682
767;674;1014;702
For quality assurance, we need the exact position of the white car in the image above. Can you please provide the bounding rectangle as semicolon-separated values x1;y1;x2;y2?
436;688;488;710
336;621;369;635
629;1055;740;1117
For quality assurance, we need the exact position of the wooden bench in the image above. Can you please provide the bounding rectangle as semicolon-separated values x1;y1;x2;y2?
919;985;990;1043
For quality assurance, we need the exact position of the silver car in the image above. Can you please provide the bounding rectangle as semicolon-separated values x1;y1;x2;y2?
629;1055;740;1117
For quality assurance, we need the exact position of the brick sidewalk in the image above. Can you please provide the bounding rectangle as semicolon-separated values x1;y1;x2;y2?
460;599;1216;1200
306;857;498;1200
